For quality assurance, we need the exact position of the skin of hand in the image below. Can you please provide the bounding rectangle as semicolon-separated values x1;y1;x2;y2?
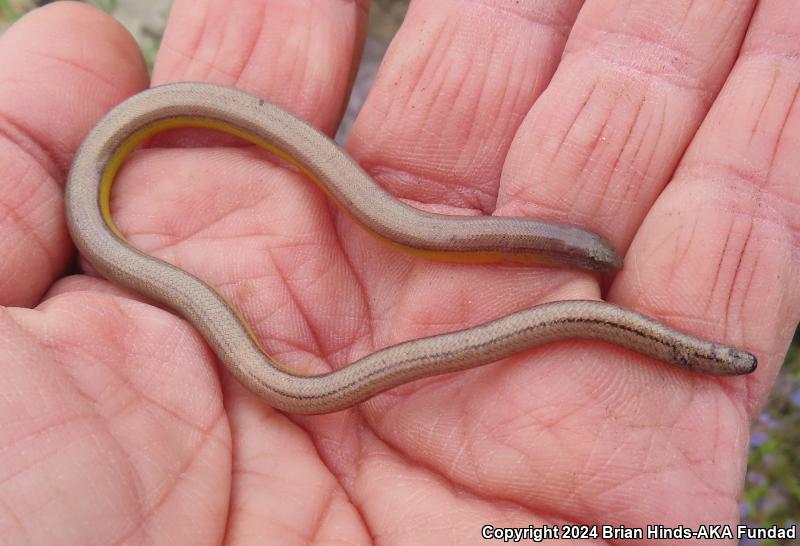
0;0;796;544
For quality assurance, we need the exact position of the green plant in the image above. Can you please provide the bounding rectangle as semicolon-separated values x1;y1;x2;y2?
0;0;33;29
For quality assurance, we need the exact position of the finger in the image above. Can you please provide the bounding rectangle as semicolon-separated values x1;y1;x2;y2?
153;0;368;133
109;0;373;380
0;3;147;306
348;0;584;212
341;1;603;381
353;0;770;529
498;0;756;250
611;0;800;411
5;292;232;545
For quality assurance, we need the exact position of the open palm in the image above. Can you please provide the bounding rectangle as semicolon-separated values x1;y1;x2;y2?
0;1;795;544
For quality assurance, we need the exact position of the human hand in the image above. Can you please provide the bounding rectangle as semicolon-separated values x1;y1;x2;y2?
0;1;795;544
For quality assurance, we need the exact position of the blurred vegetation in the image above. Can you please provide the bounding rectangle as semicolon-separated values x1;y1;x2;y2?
742;346;800;544
0;0;798;541
0;0;33;27
89;0;118;12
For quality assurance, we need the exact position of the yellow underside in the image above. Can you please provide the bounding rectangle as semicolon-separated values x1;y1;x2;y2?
100;115;553;266
98;116;556;374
